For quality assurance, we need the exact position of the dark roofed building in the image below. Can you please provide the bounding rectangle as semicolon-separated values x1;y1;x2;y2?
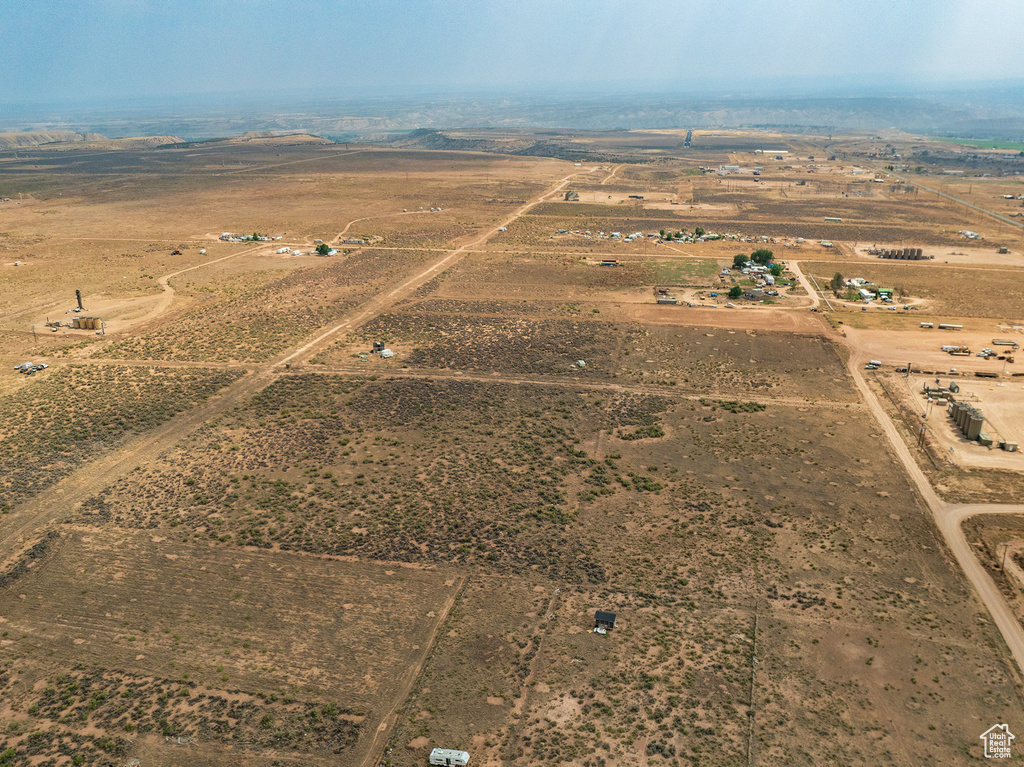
594;610;617;630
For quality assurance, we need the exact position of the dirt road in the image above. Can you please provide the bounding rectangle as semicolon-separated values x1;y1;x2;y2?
358;576;467;767
847;362;1024;678
1;169;589;561
334;208;427;241
785;260;822;310
293;366;863;410
0;169;597;767
282;171;589;366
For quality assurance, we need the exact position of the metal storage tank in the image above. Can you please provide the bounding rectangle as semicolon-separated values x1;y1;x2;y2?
966;414;984;440
956;403;969;429
954;403;970;428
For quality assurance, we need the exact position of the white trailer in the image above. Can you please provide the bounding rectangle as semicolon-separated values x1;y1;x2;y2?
429;748;470;766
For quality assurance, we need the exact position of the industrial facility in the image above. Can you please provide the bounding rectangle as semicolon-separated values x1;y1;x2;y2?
870;247;930;260
928;382;1018;451
948;399;988;444
44;289;104;333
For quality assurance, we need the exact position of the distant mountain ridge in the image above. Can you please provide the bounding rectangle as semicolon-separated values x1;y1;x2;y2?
0;132;183;150
4;91;1024;145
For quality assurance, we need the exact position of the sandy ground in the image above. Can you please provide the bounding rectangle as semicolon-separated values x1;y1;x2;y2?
4;131;1024;765
842;325;1022;371
851;242;1023;267
896;374;1024;470
611;301;826;332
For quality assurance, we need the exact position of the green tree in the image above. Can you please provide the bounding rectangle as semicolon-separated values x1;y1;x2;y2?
728;285;743;299
751;248;773;265
694;227;705;238
732;253;748;268
830;272;844;292
769;263;783;277
315;243;330;255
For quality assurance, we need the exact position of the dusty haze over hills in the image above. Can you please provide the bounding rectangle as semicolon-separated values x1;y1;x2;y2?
4;87;1024;143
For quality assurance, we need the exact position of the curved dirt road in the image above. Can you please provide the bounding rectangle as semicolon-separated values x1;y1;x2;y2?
847;362;1024;677
335;208;428;241
784;260;821;309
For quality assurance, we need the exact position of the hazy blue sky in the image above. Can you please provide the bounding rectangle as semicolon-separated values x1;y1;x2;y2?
2;0;1023;105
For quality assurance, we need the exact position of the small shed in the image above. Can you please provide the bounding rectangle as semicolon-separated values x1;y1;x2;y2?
594;610;617;630
429;748;470;766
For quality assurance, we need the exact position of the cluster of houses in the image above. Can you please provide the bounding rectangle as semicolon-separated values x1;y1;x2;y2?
736;263;776;282
729;262;783;299
274;246;338;256
219;232;283;243
553;227;816;247
716;165;766;175
846;277;894;303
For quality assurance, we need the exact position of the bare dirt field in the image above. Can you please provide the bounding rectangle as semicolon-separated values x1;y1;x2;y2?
1;130;1023;766
0;527;459;766
903;374;1024;468
867;372;1024;504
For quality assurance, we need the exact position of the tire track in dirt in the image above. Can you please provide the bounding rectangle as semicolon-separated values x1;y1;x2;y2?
600;165;621;185
133;243;270;329
358;577;467;767
289;366;864;410
0;169;590;569
335;209;428;241
502;587;563;767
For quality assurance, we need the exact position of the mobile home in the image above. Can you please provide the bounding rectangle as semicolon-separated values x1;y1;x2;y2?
430;748;470;766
